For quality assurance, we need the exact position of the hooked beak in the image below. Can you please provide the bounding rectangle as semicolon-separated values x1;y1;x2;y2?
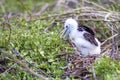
60;27;70;39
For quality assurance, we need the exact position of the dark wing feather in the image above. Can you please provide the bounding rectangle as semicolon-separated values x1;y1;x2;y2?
78;24;98;46
78;24;95;35
84;33;98;46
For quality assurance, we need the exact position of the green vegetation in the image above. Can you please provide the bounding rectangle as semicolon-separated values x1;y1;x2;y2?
0;0;120;80
94;56;120;80
0;18;70;79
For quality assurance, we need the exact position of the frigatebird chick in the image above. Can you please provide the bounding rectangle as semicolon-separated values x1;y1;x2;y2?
61;18;101;56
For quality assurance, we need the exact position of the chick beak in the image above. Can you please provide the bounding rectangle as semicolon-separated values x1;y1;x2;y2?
60;27;70;39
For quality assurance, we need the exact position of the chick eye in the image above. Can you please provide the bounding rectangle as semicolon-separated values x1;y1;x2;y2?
66;26;68;28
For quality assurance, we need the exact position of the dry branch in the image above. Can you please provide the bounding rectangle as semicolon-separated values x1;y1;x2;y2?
101;33;118;45
32;7;120;23
0;63;16;75
0;49;48;80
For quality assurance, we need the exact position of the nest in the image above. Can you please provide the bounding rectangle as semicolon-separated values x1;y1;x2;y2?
62;53;97;79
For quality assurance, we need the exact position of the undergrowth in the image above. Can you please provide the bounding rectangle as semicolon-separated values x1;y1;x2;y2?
0;0;120;80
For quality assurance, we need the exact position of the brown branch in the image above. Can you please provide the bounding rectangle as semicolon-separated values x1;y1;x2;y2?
92;66;97;80
0;63;16;74
12;58;48;79
101;34;118;45
84;0;111;12
0;49;48;80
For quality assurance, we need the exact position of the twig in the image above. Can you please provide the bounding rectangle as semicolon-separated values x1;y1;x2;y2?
105;22;116;57
84;0;111;12
44;20;57;32
0;63;16;75
0;1;5;13
33;8;81;21
33;3;50;16
11;48;49;77
12;59;48;79
111;23;115;57
55;53;68;57
92;66;97;80
78;19;120;22
101;34;118;45
53;0;64;12
0;49;48;80
32;9;120;23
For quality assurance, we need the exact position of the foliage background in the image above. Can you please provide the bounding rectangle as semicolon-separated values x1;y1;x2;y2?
0;0;120;80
